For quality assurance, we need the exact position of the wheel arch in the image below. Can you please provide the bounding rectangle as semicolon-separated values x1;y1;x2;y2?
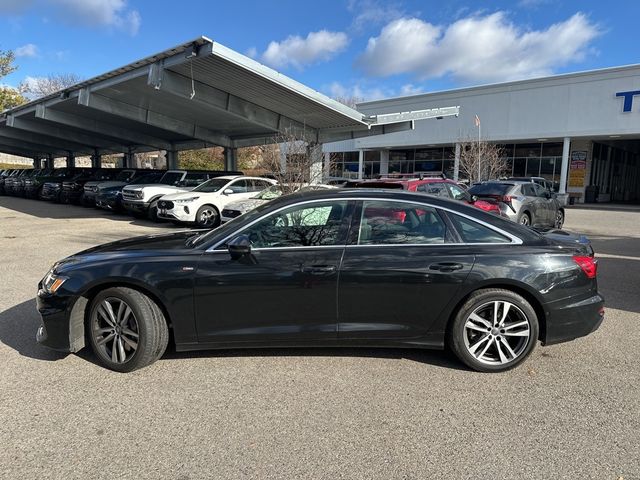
443;281;547;342
77;278;174;347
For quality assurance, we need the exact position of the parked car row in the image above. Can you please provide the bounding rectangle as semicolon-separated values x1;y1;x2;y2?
1;168;565;230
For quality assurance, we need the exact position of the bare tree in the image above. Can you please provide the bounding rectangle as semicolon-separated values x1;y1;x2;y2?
333;95;365;109
257;127;337;194
20;73;83;99
457;137;508;183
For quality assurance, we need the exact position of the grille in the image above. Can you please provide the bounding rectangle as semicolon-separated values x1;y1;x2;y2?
222;209;242;218
122;190;139;200
158;200;174;210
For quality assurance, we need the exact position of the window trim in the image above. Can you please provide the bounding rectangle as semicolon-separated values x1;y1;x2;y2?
205;197;523;252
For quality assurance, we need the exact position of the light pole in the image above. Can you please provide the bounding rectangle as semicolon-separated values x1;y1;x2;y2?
475;114;481;182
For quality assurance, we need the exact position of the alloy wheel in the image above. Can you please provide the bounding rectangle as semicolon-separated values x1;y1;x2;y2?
519;215;530;226
92;297;139;364
199;208;216;226
554;211;564;229
463;300;531;366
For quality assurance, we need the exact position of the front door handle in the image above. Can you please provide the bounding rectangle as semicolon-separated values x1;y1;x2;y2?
301;265;337;275
429;262;464;272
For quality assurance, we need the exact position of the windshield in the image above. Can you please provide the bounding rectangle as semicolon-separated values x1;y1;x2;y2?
255;185;283;200
132;173;162;184
192;178;230;193
159;172;183;185
116;170;135;181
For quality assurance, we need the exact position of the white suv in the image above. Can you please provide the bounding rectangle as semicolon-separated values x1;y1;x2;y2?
122;170;222;221
157;176;276;227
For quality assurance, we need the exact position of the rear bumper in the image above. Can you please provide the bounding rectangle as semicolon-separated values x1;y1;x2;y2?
542;293;605;345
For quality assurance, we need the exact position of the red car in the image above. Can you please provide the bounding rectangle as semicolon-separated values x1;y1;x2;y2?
346;176;503;215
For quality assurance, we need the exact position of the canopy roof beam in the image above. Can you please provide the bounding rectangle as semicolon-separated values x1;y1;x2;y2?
0;136;68;157
34;104;173;151
0;123;100;155
5;115;125;153
77;88;234;148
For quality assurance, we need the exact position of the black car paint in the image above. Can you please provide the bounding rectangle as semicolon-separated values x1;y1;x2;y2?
36;189;604;357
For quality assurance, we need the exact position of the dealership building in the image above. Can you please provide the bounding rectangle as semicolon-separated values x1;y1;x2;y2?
324;64;640;203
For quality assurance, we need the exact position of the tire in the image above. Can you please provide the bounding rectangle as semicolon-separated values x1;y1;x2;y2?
87;287;169;372
448;288;539;373
518;212;531;226
147;200;159;222
554;210;564;229
195;204;220;228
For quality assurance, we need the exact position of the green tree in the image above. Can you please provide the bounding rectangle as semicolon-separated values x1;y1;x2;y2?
0;48;27;111
178;147;224;170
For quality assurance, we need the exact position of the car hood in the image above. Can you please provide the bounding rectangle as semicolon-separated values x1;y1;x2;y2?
124;184;188;193
87;180;127;190
54;230;205;273
161;190;208;200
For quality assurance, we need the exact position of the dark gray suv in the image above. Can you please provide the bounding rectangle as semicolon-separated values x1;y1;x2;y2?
469;181;564;228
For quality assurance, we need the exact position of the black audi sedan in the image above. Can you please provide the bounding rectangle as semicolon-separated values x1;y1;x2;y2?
36;189;604;373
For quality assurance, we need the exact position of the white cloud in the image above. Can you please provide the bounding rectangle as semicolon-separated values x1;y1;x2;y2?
46;0;141;35
245;46;257;58
0;0;32;13
399;83;425;96
348;0;405;32
261;30;349;70
326;81;393;102
15;43;38;57
359;12;601;83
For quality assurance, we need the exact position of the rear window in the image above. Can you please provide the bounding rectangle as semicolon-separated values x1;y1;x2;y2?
468;183;514;196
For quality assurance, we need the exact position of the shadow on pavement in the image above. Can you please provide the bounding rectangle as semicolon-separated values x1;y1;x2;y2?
0;196;173;229
161;345;469;371
0;299;68;361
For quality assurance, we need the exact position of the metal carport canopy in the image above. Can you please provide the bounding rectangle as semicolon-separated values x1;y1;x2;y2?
0;36;459;159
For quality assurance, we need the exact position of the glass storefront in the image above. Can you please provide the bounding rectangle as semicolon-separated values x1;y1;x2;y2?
331;142;564;181
591;141;640;202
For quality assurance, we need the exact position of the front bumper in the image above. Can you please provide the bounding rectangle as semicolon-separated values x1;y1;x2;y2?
36;289;87;353
543;293;605;345
157;205;195;223
122;200;150;213
61;190;83;203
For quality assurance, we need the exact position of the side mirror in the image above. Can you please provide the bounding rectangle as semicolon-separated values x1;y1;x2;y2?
227;234;251;260
223;188;234;195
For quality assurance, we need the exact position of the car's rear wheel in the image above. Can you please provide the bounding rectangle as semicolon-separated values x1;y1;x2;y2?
554;210;564;229
518;212;531;226
87;287;169;372
195;204;220;228
448;288;539;372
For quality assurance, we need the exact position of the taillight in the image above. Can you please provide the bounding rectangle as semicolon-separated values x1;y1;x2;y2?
500;195;514;204
573;256;597;278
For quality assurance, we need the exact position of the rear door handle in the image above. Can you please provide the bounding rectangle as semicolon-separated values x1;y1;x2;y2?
429;262;464;272
301;265;337;275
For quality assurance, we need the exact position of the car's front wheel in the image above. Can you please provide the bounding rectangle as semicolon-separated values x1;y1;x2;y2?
87;287;169;372
195;204;220;228
448;288;539;372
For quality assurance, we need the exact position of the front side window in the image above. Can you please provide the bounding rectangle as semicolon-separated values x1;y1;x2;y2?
159;172;183;185
358;201;447;245
448;213;511;244
240;200;350;248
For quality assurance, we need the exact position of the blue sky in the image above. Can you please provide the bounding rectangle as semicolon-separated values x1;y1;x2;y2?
1;0;638;101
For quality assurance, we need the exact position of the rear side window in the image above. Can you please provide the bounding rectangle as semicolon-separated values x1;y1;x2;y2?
521;184;536;196
448;213;511;244
416;182;450;197
358;201;447;245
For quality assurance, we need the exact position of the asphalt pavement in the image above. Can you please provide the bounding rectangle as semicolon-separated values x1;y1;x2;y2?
0;196;638;479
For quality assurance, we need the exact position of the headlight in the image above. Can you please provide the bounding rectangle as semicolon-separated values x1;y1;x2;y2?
174;197;199;203
42;270;68;294
135;191;144;199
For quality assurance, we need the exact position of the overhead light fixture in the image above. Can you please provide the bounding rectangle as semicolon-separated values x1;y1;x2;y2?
537;138;548;142
609;135;621;138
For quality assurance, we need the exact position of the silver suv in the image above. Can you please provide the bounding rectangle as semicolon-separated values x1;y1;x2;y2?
468;181;564;228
